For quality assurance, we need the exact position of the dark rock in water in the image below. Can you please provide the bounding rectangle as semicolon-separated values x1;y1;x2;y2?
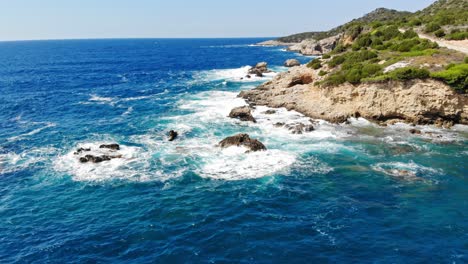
248;62;270;77
284;59;300;67
285;123;315;134
229;106;256;123
409;129;422;134
74;147;91;155
99;144;120;150
218;134;266;152
246;75;251;79
263;110;276;115
168;130;178;141
274;122;285;127
79;154;122;163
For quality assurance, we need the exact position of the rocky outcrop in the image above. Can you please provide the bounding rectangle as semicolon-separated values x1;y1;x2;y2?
99;144;120;150
168;130;178;141
239;65;468;127
248;62;270;77
288;35;341;55
256;40;296;47
218;134;267;152
79;154;122;163
229;106;256;123
284;59;301;67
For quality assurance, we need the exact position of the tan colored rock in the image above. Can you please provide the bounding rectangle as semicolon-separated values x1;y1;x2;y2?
240;65;468;125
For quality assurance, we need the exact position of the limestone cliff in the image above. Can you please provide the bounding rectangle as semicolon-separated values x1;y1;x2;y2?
239;66;468;127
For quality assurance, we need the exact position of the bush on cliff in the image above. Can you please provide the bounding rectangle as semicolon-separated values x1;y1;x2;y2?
307;58;322;69
424;22;441;33
430;63;468;92
389;67;430;80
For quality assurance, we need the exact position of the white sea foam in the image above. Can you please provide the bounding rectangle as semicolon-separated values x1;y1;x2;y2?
0;147;58;174
7;122;56;142
372;161;441;181
193;65;278;83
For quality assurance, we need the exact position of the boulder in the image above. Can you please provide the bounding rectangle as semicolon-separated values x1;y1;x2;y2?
248;62;270;76
99;144;120;150
74;147;91;155
218;134;267;152
168;130;178;141
288;74;314;87
409;129;422;134
285;123;315;134
263;110;277;115
79;154;122;163
284;59;300;67
229;106;256;123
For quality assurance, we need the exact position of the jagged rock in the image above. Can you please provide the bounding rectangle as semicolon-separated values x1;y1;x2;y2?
74;147;91;155
218;134;266;152
246;75;251;78
99;144;120;150
168;130;178;141
409;129;422;134
79;154;122;163
285;123;315;134
274;122;285;127
248;62;270;77
288;74;313;87
287;35;341;55
263;110;276;114
229;106;256;123
284;59;300;67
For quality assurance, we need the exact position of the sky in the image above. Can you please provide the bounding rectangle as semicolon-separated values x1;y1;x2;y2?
0;0;435;41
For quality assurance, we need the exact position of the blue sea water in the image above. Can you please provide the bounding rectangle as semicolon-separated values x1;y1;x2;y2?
0;38;467;263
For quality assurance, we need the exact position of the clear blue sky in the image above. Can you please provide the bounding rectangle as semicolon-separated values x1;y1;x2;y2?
0;0;435;41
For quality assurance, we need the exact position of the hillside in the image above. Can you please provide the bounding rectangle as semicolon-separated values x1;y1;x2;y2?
277;8;411;43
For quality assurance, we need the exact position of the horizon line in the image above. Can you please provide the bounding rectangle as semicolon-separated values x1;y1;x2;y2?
0;36;278;43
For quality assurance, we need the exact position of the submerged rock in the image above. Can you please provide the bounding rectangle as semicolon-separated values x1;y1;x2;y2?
79;154;122;163
285;123;315;134
409;129;422;135
218;134;267;152
229;106;256;123
263;110;277;115
74;147;91;155
284;59;300;67
168;130;178;141
99;144;120;150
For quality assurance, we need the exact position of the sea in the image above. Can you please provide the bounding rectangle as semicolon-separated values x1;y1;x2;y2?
0;38;467;263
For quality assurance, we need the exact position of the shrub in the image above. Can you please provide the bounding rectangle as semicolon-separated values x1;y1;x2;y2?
331;44;347;54
402;29;418;39
347;24;363;40
393;38;421;52
430;63;468;92
346;69;363;84
424;23;441;33
465;57;468;64
328;55;346;67
322;54;331;59
354;34;373;48
409;18;422;26
445;32;468;40
318;70;328;76
324;73;346;86
388;67;430;81
362;64;382;76
307;58;322;69
381;25;401;41
434;29;446;38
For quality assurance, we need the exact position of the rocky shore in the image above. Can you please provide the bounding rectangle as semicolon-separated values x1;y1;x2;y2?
239;64;468;127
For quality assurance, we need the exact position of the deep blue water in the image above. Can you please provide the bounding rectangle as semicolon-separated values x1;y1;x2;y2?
0;38;467;263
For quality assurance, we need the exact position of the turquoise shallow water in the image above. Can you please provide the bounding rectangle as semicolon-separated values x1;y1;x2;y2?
0;39;467;263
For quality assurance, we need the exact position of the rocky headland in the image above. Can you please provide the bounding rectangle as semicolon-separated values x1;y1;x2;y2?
239;64;468;127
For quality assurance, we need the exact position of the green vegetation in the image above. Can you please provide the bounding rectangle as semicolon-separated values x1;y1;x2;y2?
318;70;328;76
307;58;322;69
444;29;468;40
430;63;468;92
